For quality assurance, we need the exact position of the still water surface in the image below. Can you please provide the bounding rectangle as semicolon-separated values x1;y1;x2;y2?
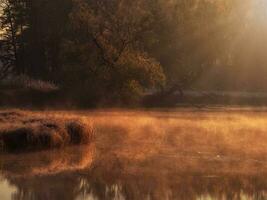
1;111;267;200
1;145;267;200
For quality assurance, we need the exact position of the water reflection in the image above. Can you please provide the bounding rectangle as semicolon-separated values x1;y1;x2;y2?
3;110;267;200
1;144;267;200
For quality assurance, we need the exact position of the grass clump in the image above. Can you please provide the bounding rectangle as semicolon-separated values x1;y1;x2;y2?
0;111;94;152
67;121;94;144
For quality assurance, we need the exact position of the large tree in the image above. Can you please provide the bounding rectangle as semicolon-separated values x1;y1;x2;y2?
60;0;165;105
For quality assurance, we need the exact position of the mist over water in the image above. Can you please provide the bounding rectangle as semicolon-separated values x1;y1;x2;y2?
1;110;267;200
2;0;267;199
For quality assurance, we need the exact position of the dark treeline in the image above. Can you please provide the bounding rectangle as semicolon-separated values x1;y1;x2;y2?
0;0;264;106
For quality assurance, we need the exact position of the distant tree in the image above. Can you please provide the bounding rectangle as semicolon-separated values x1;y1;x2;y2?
0;0;22;79
0;0;72;80
20;0;72;79
142;0;241;97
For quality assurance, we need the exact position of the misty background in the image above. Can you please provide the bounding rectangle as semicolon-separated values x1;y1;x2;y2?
1;0;267;107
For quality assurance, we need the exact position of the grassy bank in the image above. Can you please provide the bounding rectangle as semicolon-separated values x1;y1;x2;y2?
3;76;267;108
0;111;94;152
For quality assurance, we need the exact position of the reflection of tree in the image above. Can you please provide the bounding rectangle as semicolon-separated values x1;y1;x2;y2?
2;147;267;200
79;152;267;200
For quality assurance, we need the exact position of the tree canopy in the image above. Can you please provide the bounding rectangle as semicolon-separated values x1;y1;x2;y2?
1;0;266;106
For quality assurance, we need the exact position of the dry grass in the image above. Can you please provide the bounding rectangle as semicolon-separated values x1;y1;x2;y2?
0;110;94;152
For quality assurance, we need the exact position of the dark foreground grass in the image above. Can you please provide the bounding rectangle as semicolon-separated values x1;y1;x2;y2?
0;111;94;152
